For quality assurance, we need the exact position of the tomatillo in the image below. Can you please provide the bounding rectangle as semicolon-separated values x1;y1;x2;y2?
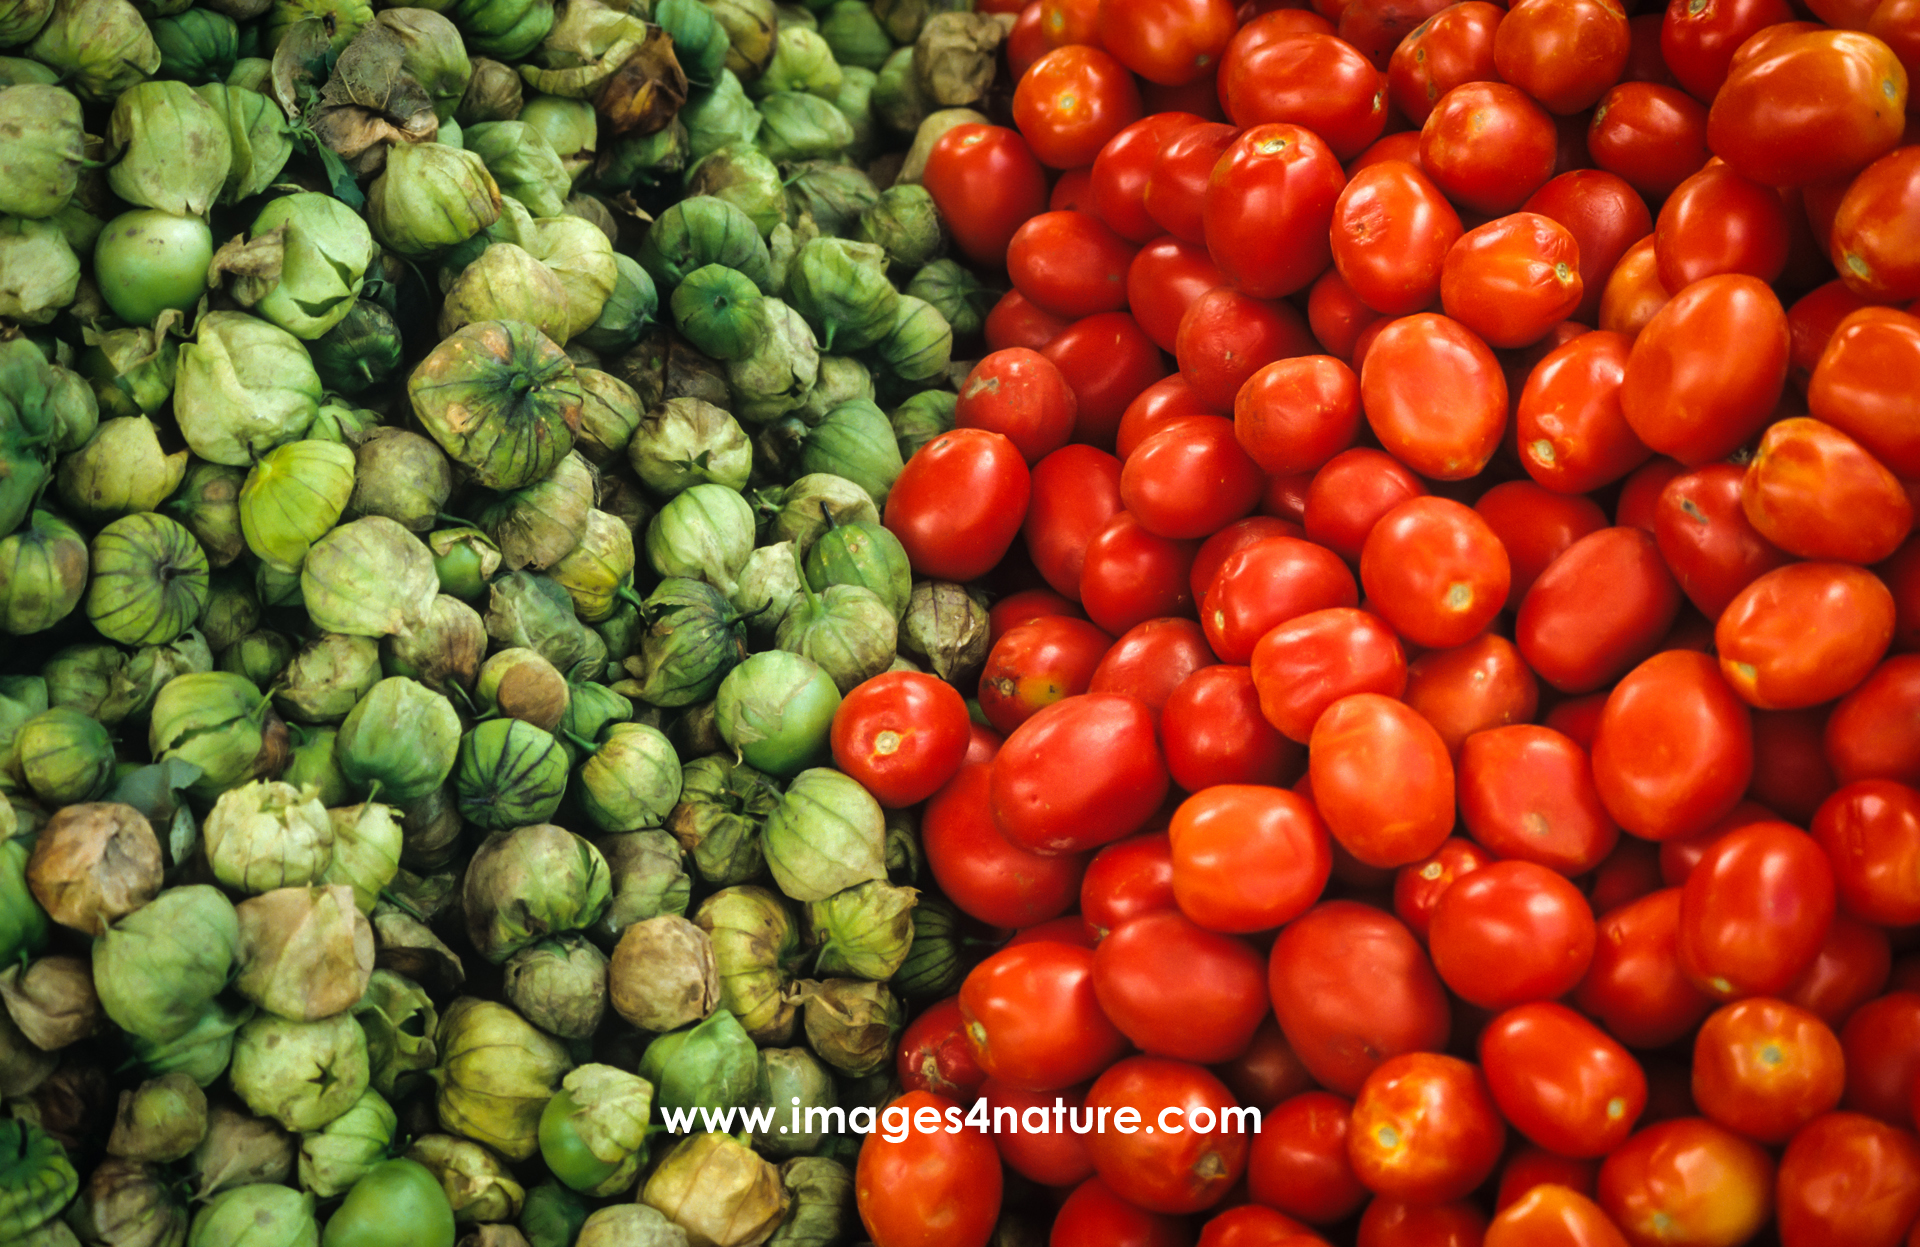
320;1158;455;1247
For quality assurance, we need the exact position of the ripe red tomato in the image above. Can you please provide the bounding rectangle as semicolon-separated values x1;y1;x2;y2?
1590;649;1755;842
1310;693;1457;868
1481;1001;1647;1159
1013;45;1145;170
1742;417;1914;566
977;1078;1095;1188
1807;306;1920;480
1203;535;1358;665
1162;664;1304;791
1388;1;1502;126
1361;496;1512;650
898;996;990;1101
1474;482;1609;603
1081;831;1178;942
1394;838;1494;940
1168;783;1333;933
1707;29;1908;189
1814;779;1920;927
1093;909;1269;1062
831;672;972;809
1348;1052;1508;1205
1099;0;1239;85
1175;287;1317;413
1080;510;1200;635
1677;820;1837;1002
1420;82;1561;214
1440;212;1585;349
1233;354;1361;477
922;125;1050;266
1357;1199;1491;1247
1091;112;1209;243
856;1091;1003;1247
1715;562;1897;710
1589;80;1713;199
923;762;1087;929
1218;31;1389;160
1618;272;1790;466
1775;1113;1920;1247
1516;526;1682;695
1651;462;1794;619
1246;1091;1369;1226
991;693;1170;855
1251;605;1409;747
1830;146;1920;303
1023;444;1124;603
1358;314;1508;480
1050;1176;1194;1247
1485;1185;1629;1247
1122;416;1267;540
884;429;1031;582
977;615;1113;735
955;349;1079;468
1493;0;1630;114
1267;901;1453;1096
1404;633;1543;759
1203;123;1347;299
960;941;1130;1092
1089;616;1216;717
1458;725;1620;876
1303;447;1427;562
1330;160;1464;317
1691;997;1846;1146
1653;163;1790;293
1598;234;1672;339
1575;888;1718;1050
1128;237;1229;355
1594;1117;1774;1247
1083;1057;1252;1214
1007;210;1141;322
1042;311;1171;449
1429;859;1598;1009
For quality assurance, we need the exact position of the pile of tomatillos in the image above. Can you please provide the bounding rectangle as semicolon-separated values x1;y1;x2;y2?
2;0;1920;1240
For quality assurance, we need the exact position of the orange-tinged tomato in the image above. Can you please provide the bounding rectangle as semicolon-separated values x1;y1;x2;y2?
1715;562;1897;710
1691;997;1845;1146
1596;1117;1774;1247
856;1091;1003;1247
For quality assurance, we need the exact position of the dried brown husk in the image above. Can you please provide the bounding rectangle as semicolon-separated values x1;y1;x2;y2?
641;1131;789;1247
70;1157;190;1247
188;1102;298;1200
595;26;687;136
233;884;376;1022
312;22;440;176
0;956;102;1051
24;802;163;936
608;913;717;1032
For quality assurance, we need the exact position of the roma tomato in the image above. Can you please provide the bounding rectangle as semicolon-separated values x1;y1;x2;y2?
1024;444;1124;601
1473;480;1610;600
1807;306;1920;480
1246;1092;1368;1225
1092;112;1210;243
1175;287;1317;413
1357;1200;1490;1247
922;125;1050;265
1043;311;1171;449
1080;510;1201;635
977;615;1113;735
991;693;1170;855
1597;234;1672;339
856;1091;1002;1247
1267;900;1453;1096
1516;526;1682;695
1359;496;1511;650
1691;997;1845;1146
1218;31;1389;160
1082;831;1179;941
1250;606;1407;744
898;997;990;1101
1100;0;1239;85
1715;563;1896;710
986;288;1073;353
1394;838;1495;941
1492;0;1630;115
831;672;972;808
1429;860;1598;1009
1204;535;1358;665
1677;821;1837;1001
990;587;1083;645
1162;664;1304;791
1485;1186;1629;1247
885;430;1031;582
1653;162;1790;291
1146;121;1240;244
978;1078;1095;1187
1168;783;1334;933
1420;82;1560;214
1093;909;1269;1062
1348;1053;1508;1205
1775;1113;1920;1247
1658;0;1793;102
1404;633;1543;758
1440;212;1586;349
1307;266;1387;363
1590;649;1754;842
1652;462;1794;619
1481;1002;1647;1159
1013;45;1145;170
1090;616;1216;716
1388;1;1503;125
1233;354;1361;477
1310;693;1457;868
1330;160;1463;317
1083;1057;1252;1214
1829;145;1920;304
1618;272;1789;466
1782;913;1893;1029
1303;447;1427;562
1458;726;1620;876
960;942;1129;1092
1050;1176;1196;1247
923;762;1087;929
1574;888;1718;1052
1122;415;1268;540
1595;1117;1774;1247
1741;417;1913;566
1814;779;1920;927
1007;210;1141;321
1203;124;1347;300
1359;314;1508;480
1129;237;1229;355
1706;29;1909;189
956;348;1079;466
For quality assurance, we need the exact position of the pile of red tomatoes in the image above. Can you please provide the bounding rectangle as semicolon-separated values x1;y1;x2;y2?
840;0;1920;1241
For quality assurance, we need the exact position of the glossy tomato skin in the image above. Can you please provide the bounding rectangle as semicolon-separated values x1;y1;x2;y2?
922;126;1050;266
1475;480;1610;601
1742;417;1914;566
1303;447;1427;562
1013;45;1145;170
1516;330;1654;496
1429;860;1598;1009
1516;527;1682;695
1360;496;1512;649
956;348;1079;466
1590;649;1755;842
1175;288;1317;414
1826;146;1920;305
1485;1185;1629;1247
1498;1150;1601;1209
1203;535;1358;665
1618;273;1789;466
991;693;1170;855
1024;444;1124;602
1359;314;1508;480
1100;0;1238;85
1245;1091;1369;1225
1267;900;1453;1096
1080;511;1201;636
1129;237;1229;355
1707;29;1909;190
975;1078;1096;1187
1147;121;1239;244
1357;1199;1490;1247
1122;416;1267;540
1043;311;1171;449
1008;211;1142;322
1090;616;1215;718
1691;997;1845;1146
1715;562;1897;710
1775;1112;1920;1247
1782;913;1893;1029
1597;234;1672;339
1595;1117;1774;1247
1393;838;1494;941
1162;664;1304;791
885;430;1031;582
1420;82;1560;214
1480;1002;1647;1159
989;587;1083;646
1493;0;1629;115
1349;1052;1508;1205
1311;693;1457;869
1203;123;1348;300
1652;462;1794;619
977;615;1113;736
1389;1;1502;125
1458;725;1620;876
1220;31;1388;161
1082;831;1178;941
831;672;972;808
1403;633;1543;758
1092;112;1209;243
1083;1057;1252;1214
1441;212;1585;349
1814;779;1920;927
1251;606;1407;744
1807;306;1920;480
1575;888;1718;1050
1659;0;1793;102
959;942;1129;1092
856;1091;1003;1247
1093;909;1269;1062
923;762;1086;929
1586;81;1711;200
1678;821;1837;1002
898;997;990;1101
1051;1175;1196;1247
1169;784;1333;933
1233;354;1361;477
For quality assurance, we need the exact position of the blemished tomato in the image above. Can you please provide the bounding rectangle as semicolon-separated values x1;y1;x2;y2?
1480;1001;1647;1159
321;1159;456;1247
1232;354;1361;477
1590;649;1755;842
1516;526;1683;696
1122;416;1268;540
1485;1185;1629;1247
1050;1175;1195;1247
1267;901;1453;1096
856;1091;1003;1247
923;761;1086;929
921;125;1050;266
1168;783;1334;933
1162;664;1305;791
1175;287;1318;413
1246;1091;1370;1225
1359;314;1508;480
1715;562;1897;710
1458;726;1620;876
1440;212;1585;349
1429;859;1598;1009
1677;820;1837;1002
1310;693;1457;868
959;942;1130;1092
1099;0;1239;85
1595;1117;1774;1247
991;692;1170;855
1024;444;1125;601
884;429;1031;583
1348;1052;1508;1205
1691;997;1846;1146
977;615;1113;735
1013;45;1145;170
1082;1057;1252;1214
1303;447;1427;563
1093;909;1269;1062
899;997;989;1101
1250;606;1406;744
1081;832;1179;942
1330;160;1463;317
1203;123;1347;300
1492;0;1630;115
1652;462;1795;620
831;672;972;808
955;348;1079;466
1775;1113;1920;1247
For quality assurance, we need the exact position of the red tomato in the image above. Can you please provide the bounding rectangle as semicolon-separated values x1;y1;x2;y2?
1814;779;1920;930
1122;416;1267;540
1014;45;1145;170
1597;234;1672;339
1306;266;1387;362
1394;838;1495;942
1716;562;1897;711
1219;31;1389;160
989;586;1083;647
1089;616;1215;717
1651;462;1794;620
956;348;1079;466
1742;417;1914;566
1389;1;1503;126
1303;447;1427;563
1653;163;1789;292
1827;657;1920;788
1691;997;1845;1146
1203;535;1359;665
1080;510;1201;635
1024;444;1125;602
1146;121;1239;244
1129;236;1229;355
1807;306;1920;480
1007;210;1141;321
1575;888;1718;1052
1233;354;1361;477
1441;212;1586;348
1191;515;1307;604
1497;1150;1601;1211
1050;1176;1196;1247
1361;497;1512;650
1330;160;1464;317
1093;909;1269;1062
1247;1091;1370;1225
1250;606;1407;744
1658;0;1792;102
1618;272;1790;466
1830;147;1920;305
1348;1053;1508;1204
1082;831;1178;942
1092;113;1209;243
1043;311;1171;449
991;693;1170;855
1162;664;1304;791
922;125;1050;266
1311;693;1458;868
960;941;1129;1091
1595;1117;1774;1247
978;1078;1096;1187
1083;1057;1252;1214
831;671;972;809
1473;480;1608;600
1429;859;1598;1009
1359;314;1508;480
1492;0;1630;115
1203;123;1348;299
1775;1113;1920;1247
885;430;1031;582
898;996;989;1101
1357;1199;1490;1247
923;761;1086;929
1175;287;1317;413
1678;821;1837;1002
1707;29;1908;189
1590;649;1755;842
1036;0;1101;49
856;1090;1003;1247
1218;1015;1317;1110
1420;82;1561;214
977;615;1113;735
1267;900;1453;1096
1459;726;1620;876
1516;526;1682;695
1339;0;1456;68
1749;708;1841;827
985;288;1073;353
1481;1001;1647;1158
1587;82;1709;200
1841;991;1920;1125
1784;913;1893;1030
1524;168;1654;326
1168;783;1334;932
1195;1205;1321;1247
1100;0;1239;85
1486;1186;1628;1247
